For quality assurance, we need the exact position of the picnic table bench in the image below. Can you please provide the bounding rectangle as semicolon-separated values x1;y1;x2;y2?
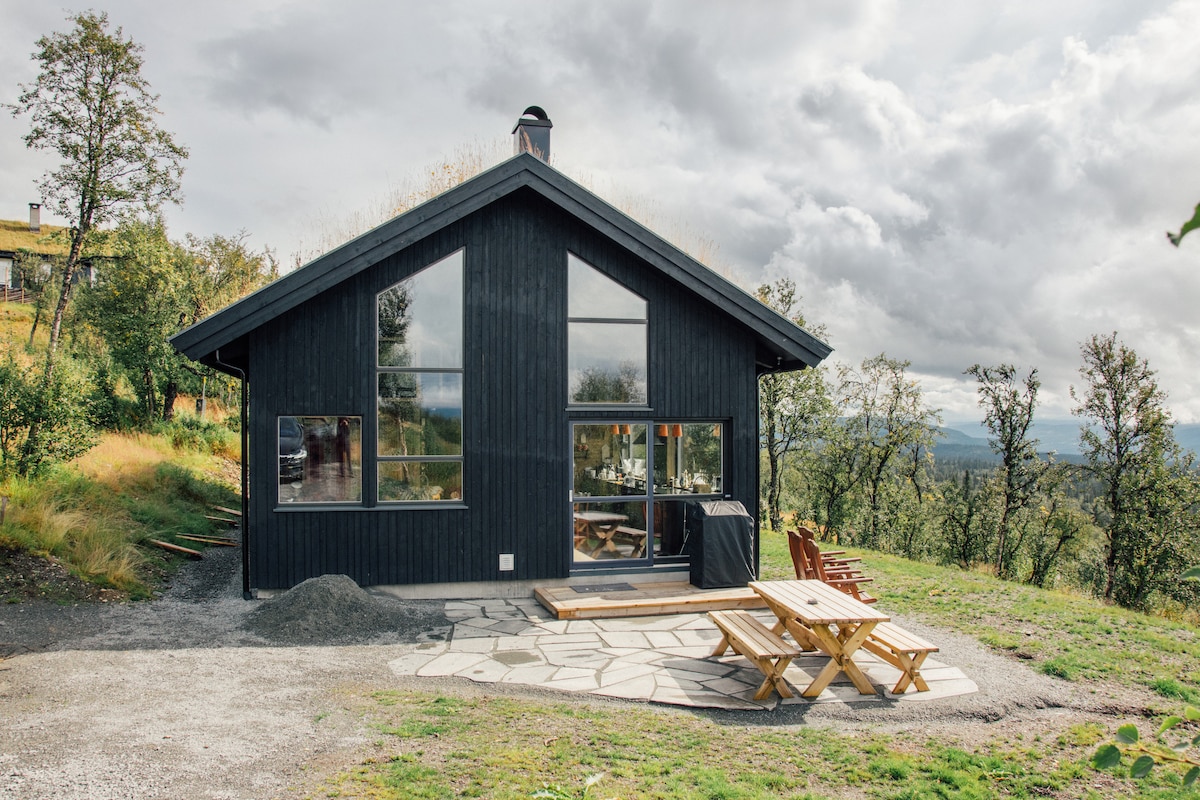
860;621;939;694
708;609;802;701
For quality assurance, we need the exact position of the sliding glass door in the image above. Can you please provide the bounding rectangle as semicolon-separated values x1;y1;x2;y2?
570;421;724;567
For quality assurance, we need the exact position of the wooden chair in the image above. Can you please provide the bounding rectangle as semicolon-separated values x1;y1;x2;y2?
789;527;864;581
786;528;817;579
800;534;877;604
795;526;862;573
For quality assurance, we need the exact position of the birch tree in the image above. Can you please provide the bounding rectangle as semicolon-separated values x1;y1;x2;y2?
9;11;187;379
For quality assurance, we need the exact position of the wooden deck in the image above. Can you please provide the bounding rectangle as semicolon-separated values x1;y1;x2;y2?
535;581;767;620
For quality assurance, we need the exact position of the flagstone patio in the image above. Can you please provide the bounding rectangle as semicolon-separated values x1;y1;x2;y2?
387;597;978;710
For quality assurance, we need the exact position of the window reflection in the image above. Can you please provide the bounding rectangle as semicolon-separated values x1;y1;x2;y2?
653;500;688;557
569;422;723;562
568;323;647;404
567;254;647;405
278;416;362;504
378;373;462;456
652;422;722;495
378;251;463;368
567;255;646;319
573;501;648;562
377;249;465;503
379;461;462;502
572;424;649;497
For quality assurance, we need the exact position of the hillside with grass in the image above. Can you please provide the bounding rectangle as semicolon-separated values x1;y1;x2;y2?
0;300;241;600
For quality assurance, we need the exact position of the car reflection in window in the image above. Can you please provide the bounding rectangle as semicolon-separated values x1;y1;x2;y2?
279;416;307;480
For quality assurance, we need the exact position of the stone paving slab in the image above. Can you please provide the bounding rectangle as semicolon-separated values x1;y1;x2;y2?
386;597;979;711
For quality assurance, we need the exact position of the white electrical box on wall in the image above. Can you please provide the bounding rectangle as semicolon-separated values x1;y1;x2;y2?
499;553;515;571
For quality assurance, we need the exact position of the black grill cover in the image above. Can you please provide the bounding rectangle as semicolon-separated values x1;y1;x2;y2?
686;500;755;589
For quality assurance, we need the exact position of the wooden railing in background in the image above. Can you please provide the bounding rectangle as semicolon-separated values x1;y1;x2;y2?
0;288;31;303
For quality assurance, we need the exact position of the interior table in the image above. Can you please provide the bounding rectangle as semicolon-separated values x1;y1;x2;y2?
749;579;890;698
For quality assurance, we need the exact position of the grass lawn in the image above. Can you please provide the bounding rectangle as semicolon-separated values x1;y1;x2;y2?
301;530;1200;799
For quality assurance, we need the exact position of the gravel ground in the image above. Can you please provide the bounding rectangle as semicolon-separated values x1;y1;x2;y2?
0;542;1144;800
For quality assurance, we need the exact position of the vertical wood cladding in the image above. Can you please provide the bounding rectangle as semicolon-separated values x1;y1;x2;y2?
247;190;763;590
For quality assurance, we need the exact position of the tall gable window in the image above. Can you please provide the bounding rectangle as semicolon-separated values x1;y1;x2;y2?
567;253;647;405
377;250;464;502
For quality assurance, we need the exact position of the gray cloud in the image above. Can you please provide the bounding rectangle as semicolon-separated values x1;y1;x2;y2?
2;0;1198;424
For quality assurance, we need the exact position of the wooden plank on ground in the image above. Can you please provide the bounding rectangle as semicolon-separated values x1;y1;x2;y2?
177;534;238;547
211;505;243;517
205;515;238;525
148;539;202;559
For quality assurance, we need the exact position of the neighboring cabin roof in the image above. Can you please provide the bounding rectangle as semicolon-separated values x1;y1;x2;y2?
171;152;831;376
0;219;70;257
0;220;116;261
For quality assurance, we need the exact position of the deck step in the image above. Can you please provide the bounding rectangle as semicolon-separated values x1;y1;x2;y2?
535;581;766;620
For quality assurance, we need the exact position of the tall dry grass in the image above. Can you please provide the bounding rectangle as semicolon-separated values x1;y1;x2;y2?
1;480;144;592
1;431;240;597
291;138;511;267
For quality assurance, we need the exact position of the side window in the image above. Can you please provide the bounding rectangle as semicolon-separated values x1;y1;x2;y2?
567;253;647;405
278;416;362;504
376;249;464;502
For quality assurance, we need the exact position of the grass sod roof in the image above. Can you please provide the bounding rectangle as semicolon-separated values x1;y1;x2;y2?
0;219;71;256
0;219;117;260
172;152;832;376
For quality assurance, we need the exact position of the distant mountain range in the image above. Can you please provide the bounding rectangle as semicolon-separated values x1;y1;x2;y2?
934;421;1200;461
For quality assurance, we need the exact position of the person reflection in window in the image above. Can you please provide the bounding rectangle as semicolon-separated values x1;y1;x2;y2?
336;417;353;477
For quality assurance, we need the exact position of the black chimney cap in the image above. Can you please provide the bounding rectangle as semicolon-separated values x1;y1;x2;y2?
511;106;552;133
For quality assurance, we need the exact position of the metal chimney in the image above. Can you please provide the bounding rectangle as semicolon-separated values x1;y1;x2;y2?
28;203;40;233
512;106;552;161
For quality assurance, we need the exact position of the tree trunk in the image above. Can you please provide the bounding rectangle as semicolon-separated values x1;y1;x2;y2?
995;504;1011;579
28;291;44;348
43;221;89;385
762;386;783;532
162;379;177;422
144;368;158;421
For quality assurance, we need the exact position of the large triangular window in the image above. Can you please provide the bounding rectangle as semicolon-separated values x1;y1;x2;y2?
567;254;647;405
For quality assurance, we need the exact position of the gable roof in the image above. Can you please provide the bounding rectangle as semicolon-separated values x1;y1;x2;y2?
171;152;831;375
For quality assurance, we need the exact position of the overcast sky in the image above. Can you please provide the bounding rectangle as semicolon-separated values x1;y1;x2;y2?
3;1;1199;427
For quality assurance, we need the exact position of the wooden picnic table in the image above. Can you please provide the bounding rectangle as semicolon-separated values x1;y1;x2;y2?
749;579;890;698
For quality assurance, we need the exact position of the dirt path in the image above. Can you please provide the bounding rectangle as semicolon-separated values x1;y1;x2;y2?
0;545;1146;800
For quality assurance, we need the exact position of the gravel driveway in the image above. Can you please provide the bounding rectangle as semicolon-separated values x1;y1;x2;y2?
0;544;1130;799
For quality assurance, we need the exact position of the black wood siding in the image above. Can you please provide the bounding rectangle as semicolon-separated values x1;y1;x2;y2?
247;190;762;590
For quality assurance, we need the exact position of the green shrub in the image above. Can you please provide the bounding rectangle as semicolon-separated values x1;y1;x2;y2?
152;416;238;458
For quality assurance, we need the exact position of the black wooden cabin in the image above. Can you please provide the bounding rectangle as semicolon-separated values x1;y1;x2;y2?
171;111;830;598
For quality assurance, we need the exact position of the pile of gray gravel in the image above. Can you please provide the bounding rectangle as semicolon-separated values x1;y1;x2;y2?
242;574;451;646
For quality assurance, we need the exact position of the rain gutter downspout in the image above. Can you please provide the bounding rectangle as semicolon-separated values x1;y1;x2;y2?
215;349;251;600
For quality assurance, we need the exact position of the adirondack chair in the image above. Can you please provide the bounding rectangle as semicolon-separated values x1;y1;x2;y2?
799;532;877;604
793;527;863;575
786;528;818;579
